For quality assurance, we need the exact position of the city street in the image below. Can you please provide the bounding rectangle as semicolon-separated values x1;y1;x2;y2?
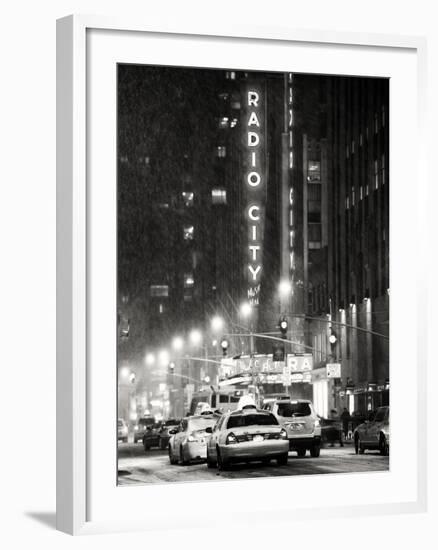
118;442;389;485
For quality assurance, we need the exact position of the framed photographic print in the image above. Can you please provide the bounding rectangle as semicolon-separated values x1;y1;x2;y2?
57;15;427;535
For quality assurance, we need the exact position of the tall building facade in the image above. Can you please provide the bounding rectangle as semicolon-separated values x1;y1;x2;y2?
303;76;390;417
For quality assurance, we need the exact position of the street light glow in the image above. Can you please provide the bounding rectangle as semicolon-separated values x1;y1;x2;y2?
172;336;184;351
279;279;292;296
120;366;130;379
189;329;202;346
240;302;252;318
145;353;155;366
158;349;170;365
211;315;224;332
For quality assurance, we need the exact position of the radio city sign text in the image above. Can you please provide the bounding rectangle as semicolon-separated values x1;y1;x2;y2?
244;86;264;305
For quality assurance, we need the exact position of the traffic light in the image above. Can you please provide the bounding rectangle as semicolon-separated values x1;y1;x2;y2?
329;329;338;358
272;343;285;362
220;338;229;357
274;317;287;361
279;317;288;338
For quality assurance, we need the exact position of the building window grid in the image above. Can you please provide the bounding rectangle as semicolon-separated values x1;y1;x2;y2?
374;159;379;189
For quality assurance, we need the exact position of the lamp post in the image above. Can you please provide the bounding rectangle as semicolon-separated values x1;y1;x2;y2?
240;302;254;355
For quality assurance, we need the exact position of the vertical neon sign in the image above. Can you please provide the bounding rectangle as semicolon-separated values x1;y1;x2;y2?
288;74;295;279
243;83;266;308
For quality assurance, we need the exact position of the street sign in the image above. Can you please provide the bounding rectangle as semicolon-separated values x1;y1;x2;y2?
326;363;341;378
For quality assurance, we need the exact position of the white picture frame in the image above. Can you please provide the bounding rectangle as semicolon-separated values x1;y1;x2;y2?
57;15;428;535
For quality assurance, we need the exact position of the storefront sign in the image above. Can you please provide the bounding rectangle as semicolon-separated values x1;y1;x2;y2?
286;354;313;372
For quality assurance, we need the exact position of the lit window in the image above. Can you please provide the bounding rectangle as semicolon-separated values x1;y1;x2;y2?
230;118;238;128
181;191;194;207
218;117;229;129
226;71;236;80
159;303;164;314
183;226;194;240
216;146;226;158
308;223;321;249
150;285;169;297
184;273;194;288
351;186;355;206
307;161;321;183
218;92;229;101
374;160;379;189
345;196;350;210
351;140;355;154
120;155;128;163
360;186;363;200
211;189;227;205
359;133;363;146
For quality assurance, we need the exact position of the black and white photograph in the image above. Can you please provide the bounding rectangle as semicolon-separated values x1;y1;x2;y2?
116;65;389;485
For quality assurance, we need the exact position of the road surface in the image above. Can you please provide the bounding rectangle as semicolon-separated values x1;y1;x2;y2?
118;442;389;485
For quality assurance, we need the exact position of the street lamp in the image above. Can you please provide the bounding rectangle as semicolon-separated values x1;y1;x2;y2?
172;336;184;351
211;315;225;333
158;349;170;366
240;302;252;318
239;302;254;355
189;329;202;346
279;279;292;297
145;353;155;366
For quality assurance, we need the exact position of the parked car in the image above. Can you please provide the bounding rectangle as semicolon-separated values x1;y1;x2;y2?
168;414;219;465
143;422;162;451
117;418;128;443
206;405;289;470
134;416;155;443
158;418;181;449
263;399;321;457
354;406;389;455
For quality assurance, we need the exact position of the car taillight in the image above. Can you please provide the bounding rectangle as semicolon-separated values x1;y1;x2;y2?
314;419;320;428
226;432;237;445
280;428;288;440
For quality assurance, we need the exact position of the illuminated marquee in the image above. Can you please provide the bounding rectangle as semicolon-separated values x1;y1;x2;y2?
243;84;266;307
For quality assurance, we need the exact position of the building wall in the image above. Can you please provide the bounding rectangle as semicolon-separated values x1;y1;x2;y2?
326;76;390;414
